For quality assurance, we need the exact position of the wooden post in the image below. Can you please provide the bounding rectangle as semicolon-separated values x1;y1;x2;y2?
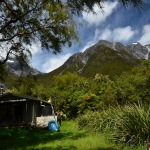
32;103;34;125
26;102;27;123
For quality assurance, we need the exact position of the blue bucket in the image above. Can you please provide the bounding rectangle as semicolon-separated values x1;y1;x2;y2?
48;120;60;132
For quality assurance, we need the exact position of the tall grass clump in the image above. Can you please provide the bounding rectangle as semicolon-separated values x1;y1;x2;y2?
77;107;124;133
117;104;150;144
77;103;150;145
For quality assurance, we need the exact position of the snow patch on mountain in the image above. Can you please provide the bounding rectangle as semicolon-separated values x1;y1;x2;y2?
145;45;150;60
82;57;88;65
112;42;116;50
7;60;15;63
58;65;69;76
77;64;86;73
132;42;138;45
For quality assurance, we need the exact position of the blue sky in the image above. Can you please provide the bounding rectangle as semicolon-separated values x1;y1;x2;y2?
31;0;150;73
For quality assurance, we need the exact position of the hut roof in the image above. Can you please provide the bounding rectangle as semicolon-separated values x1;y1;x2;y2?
0;92;51;105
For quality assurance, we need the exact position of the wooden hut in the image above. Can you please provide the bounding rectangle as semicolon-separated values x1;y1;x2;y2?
0;93;52;126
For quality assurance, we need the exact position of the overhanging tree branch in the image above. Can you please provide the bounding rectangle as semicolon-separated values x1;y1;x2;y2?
0;49;12;65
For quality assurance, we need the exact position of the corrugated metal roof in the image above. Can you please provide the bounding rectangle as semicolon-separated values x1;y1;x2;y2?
0;92;51;105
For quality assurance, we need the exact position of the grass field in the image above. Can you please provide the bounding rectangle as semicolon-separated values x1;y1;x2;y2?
0;121;145;150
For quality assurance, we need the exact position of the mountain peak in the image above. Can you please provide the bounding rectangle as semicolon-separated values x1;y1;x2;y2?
132;42;141;45
97;40;150;60
98;40;116;49
51;40;150;76
47;40;143;78
126;42;148;59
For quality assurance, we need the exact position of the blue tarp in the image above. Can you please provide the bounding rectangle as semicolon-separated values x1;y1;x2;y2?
48;120;60;132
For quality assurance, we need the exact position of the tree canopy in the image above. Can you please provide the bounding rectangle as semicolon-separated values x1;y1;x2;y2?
0;0;144;67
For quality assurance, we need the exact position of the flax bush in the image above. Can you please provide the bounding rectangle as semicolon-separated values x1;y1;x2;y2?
118;104;150;143
77;104;150;145
77;108;121;133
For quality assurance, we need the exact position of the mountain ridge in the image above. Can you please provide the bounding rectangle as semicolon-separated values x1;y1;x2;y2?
4;40;150;79
39;40;150;80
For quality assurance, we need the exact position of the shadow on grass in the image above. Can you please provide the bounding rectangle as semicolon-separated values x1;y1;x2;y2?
91;148;118;150
0;127;86;150
32;145;78;150
30;146;118;150
0;126;120;150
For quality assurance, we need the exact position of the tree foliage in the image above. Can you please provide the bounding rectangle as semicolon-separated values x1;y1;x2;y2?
0;64;7;81
0;0;78;67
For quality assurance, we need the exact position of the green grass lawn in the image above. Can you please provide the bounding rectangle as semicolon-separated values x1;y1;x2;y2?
0;121;145;150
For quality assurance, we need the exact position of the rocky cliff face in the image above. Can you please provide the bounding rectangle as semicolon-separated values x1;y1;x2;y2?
145;44;150;60
98;40;150;60
126;42;149;59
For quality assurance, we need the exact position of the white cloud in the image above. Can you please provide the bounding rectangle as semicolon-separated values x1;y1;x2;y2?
26;42;41;55
80;41;95;52
82;1;118;26
42;53;72;73
96;28;111;41
138;24;150;45
113;26;137;41
98;26;137;42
